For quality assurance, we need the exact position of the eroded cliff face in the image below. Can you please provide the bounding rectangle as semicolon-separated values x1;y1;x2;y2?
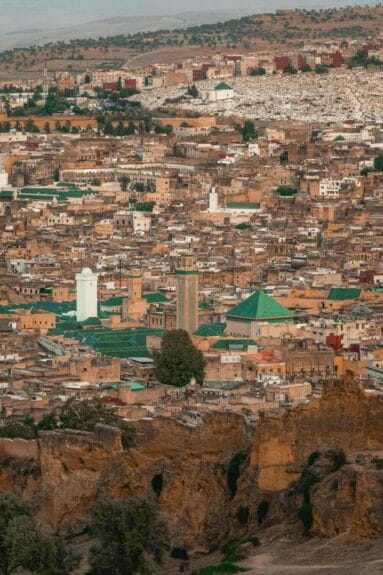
37;412;252;548
311;464;383;538
0;375;382;546
249;376;383;492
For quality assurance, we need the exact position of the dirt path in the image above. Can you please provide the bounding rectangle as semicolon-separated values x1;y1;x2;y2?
245;552;348;574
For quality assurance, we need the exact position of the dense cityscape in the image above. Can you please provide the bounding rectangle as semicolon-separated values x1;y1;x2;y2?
0;4;382;575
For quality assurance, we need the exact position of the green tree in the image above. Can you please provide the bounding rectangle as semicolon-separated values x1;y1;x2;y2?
24;119;39;133
88;497;169;575
0;492;78;575
242;120;256;142
0;417;36;439
374;154;383;172
133;201;155;212
315;64;328;74
249;66;266;76
37;413;58;431
283;64;297;74
119;175;130;191
187;84;199;98
155;329;205;387
154;123;173;134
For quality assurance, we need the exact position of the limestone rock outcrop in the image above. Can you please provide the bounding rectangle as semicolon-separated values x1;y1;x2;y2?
0;375;382;546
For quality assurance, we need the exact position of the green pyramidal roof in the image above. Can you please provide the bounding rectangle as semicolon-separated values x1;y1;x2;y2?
227;291;293;321
215;82;233;90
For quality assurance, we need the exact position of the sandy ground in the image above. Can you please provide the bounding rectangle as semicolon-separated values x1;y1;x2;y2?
243;532;383;575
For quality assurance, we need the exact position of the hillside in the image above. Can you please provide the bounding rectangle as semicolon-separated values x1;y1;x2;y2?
0;4;381;79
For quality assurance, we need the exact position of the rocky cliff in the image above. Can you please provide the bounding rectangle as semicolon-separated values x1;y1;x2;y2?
0;374;382;547
249;373;383;491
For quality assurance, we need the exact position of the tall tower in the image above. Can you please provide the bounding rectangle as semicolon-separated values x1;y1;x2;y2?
122;270;147;320
208;186;218;212
76;268;98;322
43;60;49;95
176;255;198;335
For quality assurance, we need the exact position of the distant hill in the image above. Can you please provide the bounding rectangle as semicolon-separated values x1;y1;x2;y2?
0;10;249;51
0;4;381;80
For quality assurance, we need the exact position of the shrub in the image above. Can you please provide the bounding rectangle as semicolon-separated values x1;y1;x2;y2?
298;502;313;533
222;540;240;562
331;449;347;470
256;500;269;524
227;452;247;499
236;506;249;525
307;451;320;466
247;536;260;547
302;471;319;503
151;473;163;498
171;547;189;560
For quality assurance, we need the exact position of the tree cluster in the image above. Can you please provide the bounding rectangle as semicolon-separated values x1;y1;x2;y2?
0;492;78;575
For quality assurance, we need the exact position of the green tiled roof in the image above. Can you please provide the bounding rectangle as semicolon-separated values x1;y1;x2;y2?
212;338;256;350
327;288;361;301
215;82;233;90
62;327;164;359
199;301;213;310
18;187;97;203
101;296;123;307
124;381;146;391
226;202;260;210
227;290;293;321
143;293;169;303
194;323;226;337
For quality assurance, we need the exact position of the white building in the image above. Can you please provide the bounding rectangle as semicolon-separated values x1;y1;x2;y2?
76;268;98;322
208;187;219;212
202;82;234;103
319;178;342;199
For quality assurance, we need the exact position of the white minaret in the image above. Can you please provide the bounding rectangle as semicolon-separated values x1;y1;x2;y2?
208;186;218;212
0;154;9;189
76;268;98;322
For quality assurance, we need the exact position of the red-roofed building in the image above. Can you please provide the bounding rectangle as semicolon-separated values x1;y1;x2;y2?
330;51;344;68
124;79;137;90
275;56;290;71
103;82;117;91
